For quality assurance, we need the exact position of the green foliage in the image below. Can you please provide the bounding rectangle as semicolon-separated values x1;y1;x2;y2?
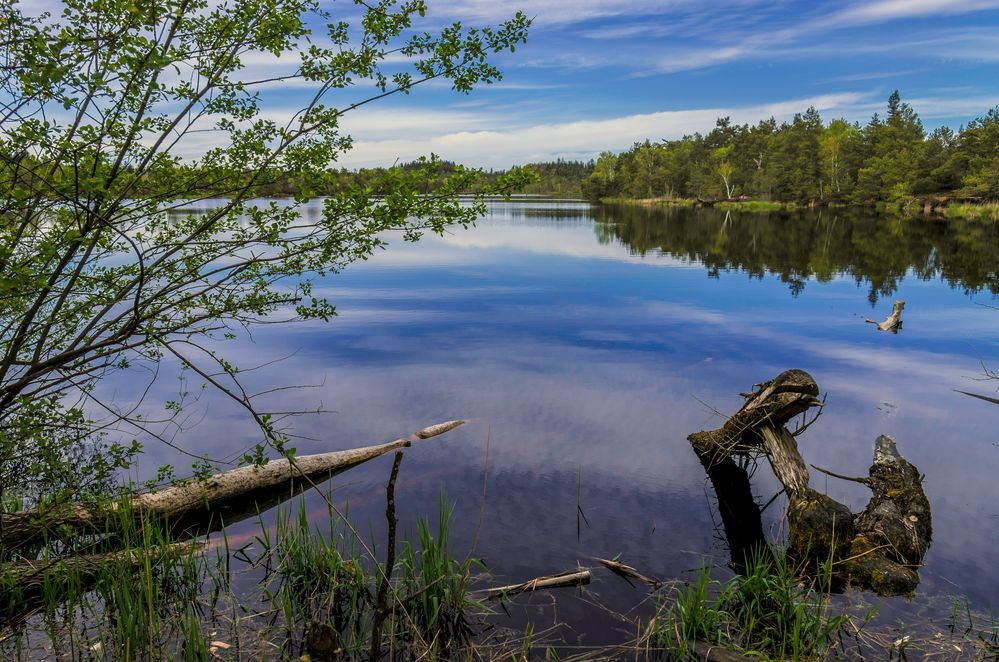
0;0;531;504
582;91;999;208
654;548;851;660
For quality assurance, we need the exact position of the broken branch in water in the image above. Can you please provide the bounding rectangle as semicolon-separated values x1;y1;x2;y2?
865;299;904;333
484;569;591;599
597;558;664;589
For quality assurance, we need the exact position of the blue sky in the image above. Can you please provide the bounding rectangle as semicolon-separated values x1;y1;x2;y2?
326;0;999;168
24;0;999;168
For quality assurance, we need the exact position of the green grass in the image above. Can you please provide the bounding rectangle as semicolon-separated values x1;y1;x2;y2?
600;196;696;206
255;489;481;659
944;202;999;221
0;487;483;660
714;200;785;212
651;546;859;660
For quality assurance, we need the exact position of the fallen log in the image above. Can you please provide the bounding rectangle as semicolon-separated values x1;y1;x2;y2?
688;371;931;595
484;569;591;599
1;420;465;551
865;300;904;333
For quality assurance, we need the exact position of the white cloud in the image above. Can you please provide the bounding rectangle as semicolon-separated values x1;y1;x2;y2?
831;0;999;24
426;0;707;27
334;93;866;168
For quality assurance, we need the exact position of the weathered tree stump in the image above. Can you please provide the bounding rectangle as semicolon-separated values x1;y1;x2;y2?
688;370;931;595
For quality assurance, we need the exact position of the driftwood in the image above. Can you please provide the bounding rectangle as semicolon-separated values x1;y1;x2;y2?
1;420;465;551
598;558;664;589
688;371;931;595
484;569;591;599
865;300;904;333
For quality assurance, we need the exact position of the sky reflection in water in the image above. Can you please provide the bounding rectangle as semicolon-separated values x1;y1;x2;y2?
136;199;999;642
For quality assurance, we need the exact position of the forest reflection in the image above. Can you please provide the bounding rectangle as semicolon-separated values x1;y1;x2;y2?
593;204;999;304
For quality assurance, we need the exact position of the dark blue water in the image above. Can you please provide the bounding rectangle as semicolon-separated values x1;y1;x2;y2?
129;199;999;646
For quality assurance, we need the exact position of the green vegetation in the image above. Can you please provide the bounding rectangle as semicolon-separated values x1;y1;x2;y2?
0;0;529;656
0;0;529;512
0;480;484;659
714;200;786;212
651;549;864;660
582;92;999;209
945;202;999;221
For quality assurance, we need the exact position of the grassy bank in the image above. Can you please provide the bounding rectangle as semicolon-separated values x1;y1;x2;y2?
601;197;791;212
602;196;999;219
944;202;999;221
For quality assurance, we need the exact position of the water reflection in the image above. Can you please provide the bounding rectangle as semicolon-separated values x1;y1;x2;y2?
594;204;999;303
101;199;998;647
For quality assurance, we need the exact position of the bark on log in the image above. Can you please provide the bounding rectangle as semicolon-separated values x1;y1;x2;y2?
1;420;465;551
689;369;820;458
865;300;904;333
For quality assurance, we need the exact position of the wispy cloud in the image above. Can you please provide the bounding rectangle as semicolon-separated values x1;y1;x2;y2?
612;1;999;74
819;69;923;84
334;93;866;168
428;0;711;27
830;0;999;25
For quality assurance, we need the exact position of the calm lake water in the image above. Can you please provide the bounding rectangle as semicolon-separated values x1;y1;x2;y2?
132;198;999;646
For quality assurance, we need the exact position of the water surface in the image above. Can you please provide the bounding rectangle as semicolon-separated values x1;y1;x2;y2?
134;199;999;645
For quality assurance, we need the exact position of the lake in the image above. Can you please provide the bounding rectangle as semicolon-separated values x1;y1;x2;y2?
133;198;999;649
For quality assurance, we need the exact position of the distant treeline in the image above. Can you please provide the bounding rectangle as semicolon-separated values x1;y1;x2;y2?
579;92;999;206
250;158;595;199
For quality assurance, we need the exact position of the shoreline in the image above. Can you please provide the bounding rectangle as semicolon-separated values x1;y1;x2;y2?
599;196;999;221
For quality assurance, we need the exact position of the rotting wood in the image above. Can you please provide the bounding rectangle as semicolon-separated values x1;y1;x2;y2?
689;369;820;458
484;569;591;599
865;299;904;333
1;420;465;551
597;558;664;589
688;371;932;596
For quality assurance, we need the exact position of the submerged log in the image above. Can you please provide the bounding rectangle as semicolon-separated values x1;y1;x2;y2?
688;371;931;596
865;299;904;333
0;541;204;626
1;420;465;551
